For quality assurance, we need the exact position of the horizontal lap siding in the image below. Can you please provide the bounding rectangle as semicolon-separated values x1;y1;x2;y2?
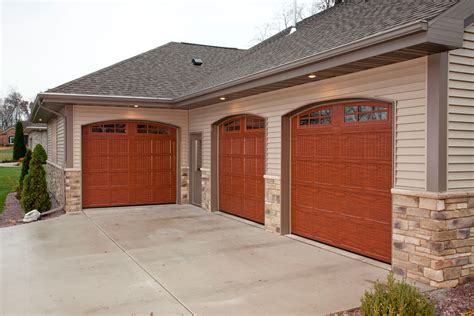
73;106;188;169
47;117;57;164
57;113;65;167
448;24;474;191
189;58;428;190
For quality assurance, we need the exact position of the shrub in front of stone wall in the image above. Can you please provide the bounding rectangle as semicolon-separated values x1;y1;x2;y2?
16;149;32;199
20;145;51;213
32;144;47;164
360;274;435;316
13;121;26;161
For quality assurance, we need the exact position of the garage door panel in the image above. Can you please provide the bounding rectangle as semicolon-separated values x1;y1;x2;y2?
87;139;108;155
292;102;392;263
244;158;256;175
292;160;315;183
130;140;152;154
153;156;172;170
129;172;152;186
231;157;243;173
82;121;177;208
83;156;108;171
84;188;111;207
219;116;265;224
83;173;108;187
244;137;256;155
129;156;152;170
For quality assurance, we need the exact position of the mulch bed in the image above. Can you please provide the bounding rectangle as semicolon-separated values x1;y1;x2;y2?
0;192;65;228
329;281;474;316
428;281;474;315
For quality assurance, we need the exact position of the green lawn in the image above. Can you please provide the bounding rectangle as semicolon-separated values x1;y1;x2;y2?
0;167;20;214
0;147;14;162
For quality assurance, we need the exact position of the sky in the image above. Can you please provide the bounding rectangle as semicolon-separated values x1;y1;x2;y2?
1;0;316;101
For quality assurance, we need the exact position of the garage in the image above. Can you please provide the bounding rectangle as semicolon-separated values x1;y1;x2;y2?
219;116;265;223
291;101;392;263
82;121;177;208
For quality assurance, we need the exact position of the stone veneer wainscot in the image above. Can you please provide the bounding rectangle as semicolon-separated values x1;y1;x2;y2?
392;189;474;288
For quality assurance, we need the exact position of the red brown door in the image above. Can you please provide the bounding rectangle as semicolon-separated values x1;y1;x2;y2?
219;116;265;223
82;121;176;208
291;101;392;263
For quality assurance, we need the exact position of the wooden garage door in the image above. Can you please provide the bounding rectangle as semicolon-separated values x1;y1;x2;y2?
82;121;176;208
219;116;265;223
291;101;392;263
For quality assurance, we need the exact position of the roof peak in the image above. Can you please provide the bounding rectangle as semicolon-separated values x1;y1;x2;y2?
177;42;245;51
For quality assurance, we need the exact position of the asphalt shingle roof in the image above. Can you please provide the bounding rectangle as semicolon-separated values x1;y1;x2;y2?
189;0;459;94
48;42;246;99
48;0;459;100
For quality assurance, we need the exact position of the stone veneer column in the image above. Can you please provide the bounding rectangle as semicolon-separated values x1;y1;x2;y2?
180;167;189;204
64;169;81;212
46;162;65;207
392;189;474;288
201;168;211;211
264;175;282;233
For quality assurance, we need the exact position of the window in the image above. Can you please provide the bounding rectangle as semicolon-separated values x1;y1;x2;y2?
137;124;170;135
344;105;388;123
299;108;332;126
246;117;265;130
91;123;126;133
8;136;14;144
223;119;240;132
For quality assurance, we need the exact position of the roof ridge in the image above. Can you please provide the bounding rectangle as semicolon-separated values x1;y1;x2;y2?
47;41;177;93
178;42;245;51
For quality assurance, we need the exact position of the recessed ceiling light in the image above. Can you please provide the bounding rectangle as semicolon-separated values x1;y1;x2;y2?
133;105;139;108
308;74;317;79
38;118;43;122
220;97;226;101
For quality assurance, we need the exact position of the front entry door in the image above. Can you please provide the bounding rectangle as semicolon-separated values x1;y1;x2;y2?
190;133;202;206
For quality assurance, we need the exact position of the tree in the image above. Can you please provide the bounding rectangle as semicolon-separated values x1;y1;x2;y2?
254;0;339;42
0;89;31;131
13;121;26;161
21;145;51;213
17;149;32;199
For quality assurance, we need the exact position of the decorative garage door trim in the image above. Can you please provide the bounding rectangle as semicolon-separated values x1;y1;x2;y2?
82;121;177;208
291;101;393;263
219;115;265;224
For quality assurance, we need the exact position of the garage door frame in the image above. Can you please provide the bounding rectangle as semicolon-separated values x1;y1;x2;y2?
80;119;182;209
280;98;396;260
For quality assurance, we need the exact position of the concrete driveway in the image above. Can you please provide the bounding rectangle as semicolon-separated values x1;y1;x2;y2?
1;205;388;315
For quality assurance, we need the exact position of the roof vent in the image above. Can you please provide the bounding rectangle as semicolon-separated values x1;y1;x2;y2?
192;58;203;66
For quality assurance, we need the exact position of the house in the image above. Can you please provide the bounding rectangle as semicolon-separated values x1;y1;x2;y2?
0;127;16;146
0;122;47;148
23;121;48;150
30;0;474;288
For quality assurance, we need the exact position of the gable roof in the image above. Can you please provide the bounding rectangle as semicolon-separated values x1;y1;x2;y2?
188;0;459;95
48;42;246;99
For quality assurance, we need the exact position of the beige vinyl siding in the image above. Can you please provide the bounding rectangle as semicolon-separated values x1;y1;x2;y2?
189;57;428;190
47;117;58;164
57;114;66;167
447;24;474;191
72;105;189;169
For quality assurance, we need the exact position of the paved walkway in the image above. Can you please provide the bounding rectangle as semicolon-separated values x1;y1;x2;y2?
0;205;389;315
0;162;19;167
